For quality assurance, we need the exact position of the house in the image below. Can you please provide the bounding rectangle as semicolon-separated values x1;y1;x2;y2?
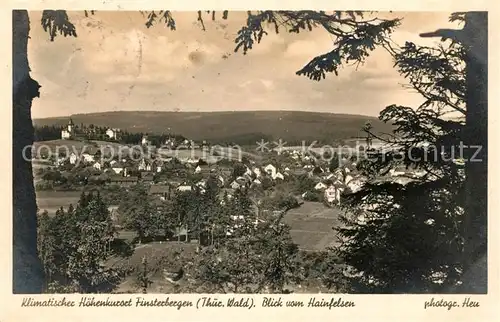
92;162;102;171
177;185;192;192
252;167;262;177
195;180;207;192
230;180;241;190
112;166;125;175
108;175;138;187
138;159;152;171
106;128;120;140
314;182;328;190
60;118;74;140
324;184;342;205
141;135;150;146
273;172;285;180
151;159;164;173
149;184;171;200
82;153;95;163
56;156;66;166
141;172;155;183
69;152;78;165
264;164;277;178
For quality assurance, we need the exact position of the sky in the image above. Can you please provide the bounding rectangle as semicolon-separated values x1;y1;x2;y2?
27;11;459;119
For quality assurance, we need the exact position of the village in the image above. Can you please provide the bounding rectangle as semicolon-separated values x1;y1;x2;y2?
34;118;427;251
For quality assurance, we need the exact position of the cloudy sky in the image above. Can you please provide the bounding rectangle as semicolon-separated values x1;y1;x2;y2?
28;11;458;119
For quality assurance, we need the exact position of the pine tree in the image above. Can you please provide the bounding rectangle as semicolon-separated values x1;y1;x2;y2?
335;36;467;293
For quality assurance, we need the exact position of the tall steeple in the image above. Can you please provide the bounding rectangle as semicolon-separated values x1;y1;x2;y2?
67;118;74;133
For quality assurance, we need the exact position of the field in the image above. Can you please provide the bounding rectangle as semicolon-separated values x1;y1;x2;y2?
36;190;82;214
283;202;344;251
33;110;393;145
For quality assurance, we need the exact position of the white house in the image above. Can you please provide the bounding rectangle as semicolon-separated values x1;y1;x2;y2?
314;182;328;190
106;128;120;140
141;135;150;146
324;185;342;204
194;165;202;174
56;157;66;166
264;164;277;178
138;159;151;171
346;177;366;193
82;153;95;163
112;166;124;175
61;129;71;140
273;172;285;180
69;152;78;165
253;178;262;185
253;167;262;177
92;162;102;171
230;180;241;190
177;185;192;192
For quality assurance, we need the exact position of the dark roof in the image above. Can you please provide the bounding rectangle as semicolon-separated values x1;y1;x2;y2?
110;176;138;182
141;172;155;181
149;185;170;194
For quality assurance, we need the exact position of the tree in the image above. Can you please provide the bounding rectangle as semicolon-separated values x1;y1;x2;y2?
328;152;341;172
14;9;403;292
118;184;157;244
232;162;247;179
335;26;470;293
36;192;117;293
194;212;300;293
37;210;56;288
419;11;487;293
135;255;154;294
362;121;373;149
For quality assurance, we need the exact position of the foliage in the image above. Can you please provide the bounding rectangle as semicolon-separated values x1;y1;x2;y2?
194;213;301;293
335;38;466;293
37;191;118;292
135;255;154;293
118;184;164;243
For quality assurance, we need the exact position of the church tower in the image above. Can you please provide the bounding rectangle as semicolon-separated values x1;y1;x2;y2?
67;118;74;133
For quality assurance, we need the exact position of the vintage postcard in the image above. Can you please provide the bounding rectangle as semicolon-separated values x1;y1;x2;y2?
1;0;497;321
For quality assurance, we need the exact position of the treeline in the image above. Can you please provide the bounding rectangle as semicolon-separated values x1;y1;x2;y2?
34;125;64;141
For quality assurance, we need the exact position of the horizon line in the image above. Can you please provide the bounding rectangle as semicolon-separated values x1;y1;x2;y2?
33;109;380;120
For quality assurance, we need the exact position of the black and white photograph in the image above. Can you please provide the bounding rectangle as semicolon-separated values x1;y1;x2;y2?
12;9;488;297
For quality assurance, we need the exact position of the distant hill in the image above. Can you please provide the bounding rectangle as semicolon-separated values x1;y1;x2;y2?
33;111;393;145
